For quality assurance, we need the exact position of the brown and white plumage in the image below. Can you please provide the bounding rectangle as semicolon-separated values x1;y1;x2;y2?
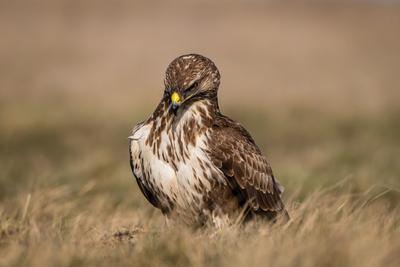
129;54;288;226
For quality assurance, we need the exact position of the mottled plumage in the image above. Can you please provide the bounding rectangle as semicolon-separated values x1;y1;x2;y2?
129;54;288;226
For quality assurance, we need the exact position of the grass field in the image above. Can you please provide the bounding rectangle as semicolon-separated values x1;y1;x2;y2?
1;1;400;266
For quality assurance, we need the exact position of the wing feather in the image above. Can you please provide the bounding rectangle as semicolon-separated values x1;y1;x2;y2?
129;123;162;209
209;114;286;213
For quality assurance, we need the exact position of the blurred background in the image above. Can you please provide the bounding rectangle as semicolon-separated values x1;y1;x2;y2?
0;0;399;266
1;0;400;201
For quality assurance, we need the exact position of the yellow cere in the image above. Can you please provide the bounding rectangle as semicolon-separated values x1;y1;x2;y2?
171;92;182;104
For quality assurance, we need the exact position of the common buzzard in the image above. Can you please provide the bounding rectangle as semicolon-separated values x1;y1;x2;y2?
129;54;288;226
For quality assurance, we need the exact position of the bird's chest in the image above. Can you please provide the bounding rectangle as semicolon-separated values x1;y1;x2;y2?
140;120;218;212
143;133;211;206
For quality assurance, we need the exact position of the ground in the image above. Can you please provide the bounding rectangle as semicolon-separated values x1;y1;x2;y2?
0;1;399;266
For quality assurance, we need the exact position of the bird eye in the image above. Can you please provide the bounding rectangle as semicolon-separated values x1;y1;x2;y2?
186;81;199;92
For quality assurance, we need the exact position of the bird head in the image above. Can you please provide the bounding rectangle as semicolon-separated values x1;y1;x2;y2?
163;54;221;113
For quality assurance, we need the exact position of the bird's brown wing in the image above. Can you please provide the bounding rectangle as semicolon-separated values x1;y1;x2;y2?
129;123;162;209
208;114;285;212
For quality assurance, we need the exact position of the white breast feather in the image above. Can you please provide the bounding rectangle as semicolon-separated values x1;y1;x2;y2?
131;102;224;212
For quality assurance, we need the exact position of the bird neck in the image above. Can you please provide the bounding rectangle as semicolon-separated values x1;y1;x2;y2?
143;99;218;156
146;98;218;139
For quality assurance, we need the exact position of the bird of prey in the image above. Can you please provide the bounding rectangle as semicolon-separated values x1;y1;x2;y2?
129;54;288;226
